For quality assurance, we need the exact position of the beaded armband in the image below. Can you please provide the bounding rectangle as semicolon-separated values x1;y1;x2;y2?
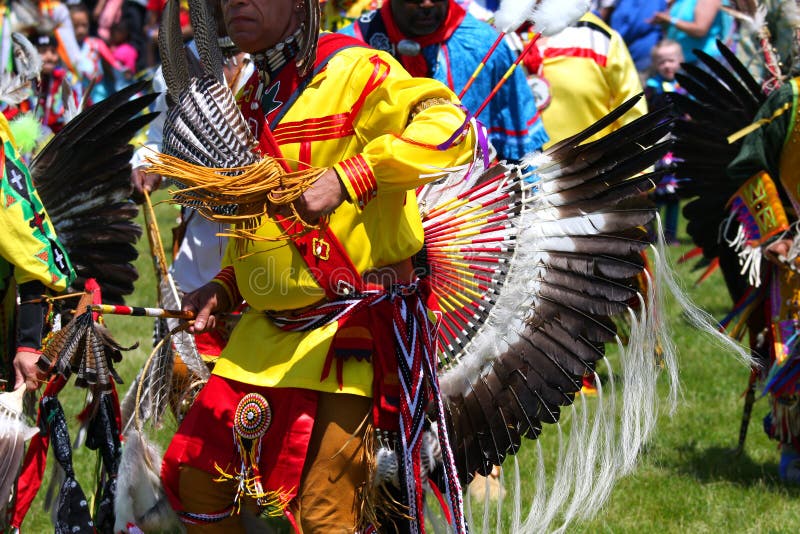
334;155;377;209
727;171;790;286
211;266;243;307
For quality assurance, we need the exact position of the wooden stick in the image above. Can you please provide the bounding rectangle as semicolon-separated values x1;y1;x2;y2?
85;304;195;320
471;33;541;119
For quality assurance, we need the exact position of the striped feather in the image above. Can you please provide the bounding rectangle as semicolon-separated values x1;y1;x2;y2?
187;0;224;83
159;0;190;103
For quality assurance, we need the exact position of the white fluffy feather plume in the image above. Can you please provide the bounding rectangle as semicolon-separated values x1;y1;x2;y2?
784;0;800;27
495;0;590;35
494;0;536;32
114;428;179;533
0;387;39;509
528;0;591;36
722;3;767;35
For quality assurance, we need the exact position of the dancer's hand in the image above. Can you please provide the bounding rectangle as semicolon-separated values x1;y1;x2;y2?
13;348;44;391
764;238;793;266
182;282;232;333
292;169;347;222
131;167;162;203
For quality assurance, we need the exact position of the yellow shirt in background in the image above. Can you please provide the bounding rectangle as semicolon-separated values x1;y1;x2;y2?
539;12;647;148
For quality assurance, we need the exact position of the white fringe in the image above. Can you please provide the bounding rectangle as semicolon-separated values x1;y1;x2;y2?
555;387;595;531
579;357;618;516
114;428;180;533
511;456;522;532
652;214;753;367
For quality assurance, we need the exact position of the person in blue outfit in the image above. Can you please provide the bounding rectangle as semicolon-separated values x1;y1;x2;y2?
649;0;732;64
341;0;548;161
609;0;667;73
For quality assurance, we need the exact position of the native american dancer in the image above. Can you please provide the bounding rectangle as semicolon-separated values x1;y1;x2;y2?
0;31;161;531
671;0;800;482
0;94;75;519
0;33;74;525
128;0;759;530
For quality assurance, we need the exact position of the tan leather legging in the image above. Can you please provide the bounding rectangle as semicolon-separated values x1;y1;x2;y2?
178;392;371;533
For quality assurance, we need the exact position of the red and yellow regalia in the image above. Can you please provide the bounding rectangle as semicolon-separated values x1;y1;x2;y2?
161;32;476;531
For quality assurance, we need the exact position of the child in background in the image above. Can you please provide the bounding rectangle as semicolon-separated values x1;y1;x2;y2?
646;39;685;245
32;33;82;134
70;3;118;104
645;39;684;106
109;21;137;84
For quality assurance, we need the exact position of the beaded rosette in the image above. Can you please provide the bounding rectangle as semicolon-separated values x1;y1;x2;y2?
214;393;290;516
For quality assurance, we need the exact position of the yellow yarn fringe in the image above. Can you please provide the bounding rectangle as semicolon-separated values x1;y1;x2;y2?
213;463;293;518
145;152;327;241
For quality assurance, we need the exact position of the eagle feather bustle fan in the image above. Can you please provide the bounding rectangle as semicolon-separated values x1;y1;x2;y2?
30;81;157;303
419;94;690;531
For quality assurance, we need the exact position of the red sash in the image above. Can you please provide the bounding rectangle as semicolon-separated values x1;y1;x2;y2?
236;32;369;300
236;34;401;422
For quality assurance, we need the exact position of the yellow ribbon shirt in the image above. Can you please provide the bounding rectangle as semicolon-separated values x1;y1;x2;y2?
213;46;476;396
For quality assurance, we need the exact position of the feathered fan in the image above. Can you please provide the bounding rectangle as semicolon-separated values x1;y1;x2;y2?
37;293;137;392
671;41;767;299
407;96;687;532
29;80;158;304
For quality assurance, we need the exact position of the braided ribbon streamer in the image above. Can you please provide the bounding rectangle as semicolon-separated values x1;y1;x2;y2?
268;283;466;532
390;287;465;534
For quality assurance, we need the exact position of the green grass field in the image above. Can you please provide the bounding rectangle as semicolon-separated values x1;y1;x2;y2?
19;196;800;532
